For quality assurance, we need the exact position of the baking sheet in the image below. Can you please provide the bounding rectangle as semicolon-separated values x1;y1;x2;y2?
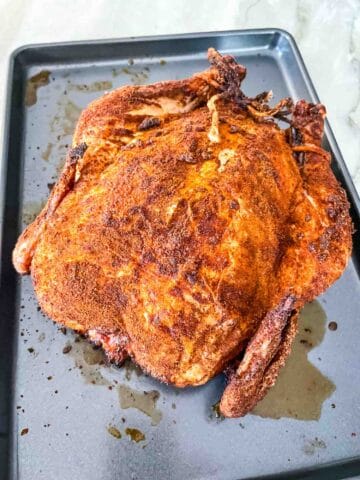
1;29;360;480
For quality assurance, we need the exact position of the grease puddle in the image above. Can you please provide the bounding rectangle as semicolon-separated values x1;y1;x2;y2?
302;437;327;455
67;337;110;386
123;359;143;380
44;99;82;171
107;425;122;439
50;100;82;138
125;427;145;443
68;80;113;92
118;384;162;426
112;66;149;84
41;142;54;162
252;300;335;420
25;70;51;106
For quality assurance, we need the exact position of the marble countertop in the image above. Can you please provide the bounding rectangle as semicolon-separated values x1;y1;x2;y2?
0;0;359;192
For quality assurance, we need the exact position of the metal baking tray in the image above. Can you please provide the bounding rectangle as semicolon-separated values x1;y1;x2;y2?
1;29;360;480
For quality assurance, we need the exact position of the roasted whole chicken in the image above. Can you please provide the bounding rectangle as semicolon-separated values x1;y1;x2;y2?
13;49;352;417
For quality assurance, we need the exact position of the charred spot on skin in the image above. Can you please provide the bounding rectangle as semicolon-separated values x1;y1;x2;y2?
201;151;212;160
141;251;156;264
184;271;197;285
308;243;316;253
192;292;208;304
150;313;161;325
208;48;246;101
102;212;122;229
327;207;337;220
69;142;87;164
189;138;198;152
178;153;197;164
230;200;240;210
122;139;143;150
158;261;178;276
169;286;183;298
111;127;133;137
138;117;161;131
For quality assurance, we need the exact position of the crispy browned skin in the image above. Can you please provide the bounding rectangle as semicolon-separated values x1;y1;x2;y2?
13;49;352;417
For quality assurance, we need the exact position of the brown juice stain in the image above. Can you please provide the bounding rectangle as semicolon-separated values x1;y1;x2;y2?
112;66;149;85
50;100;82;137
125;427;145;443
123;359;143;380
68;80;113;92
67;337;110;386
302;437;327;455
209;401;224;421
44;100;82;172
25;70;51;106
38;80;110;174
41;142;54;162
107;425;122;439
118;384;162;426
209;401;225;421
22;200;46;225
38;332;46;342
252;300;335;420
55;156;67;176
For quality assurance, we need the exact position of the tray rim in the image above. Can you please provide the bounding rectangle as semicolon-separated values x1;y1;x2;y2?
7;27;300;60
1;28;360;480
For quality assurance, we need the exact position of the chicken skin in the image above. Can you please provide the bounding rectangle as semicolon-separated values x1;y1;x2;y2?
13;49;352;417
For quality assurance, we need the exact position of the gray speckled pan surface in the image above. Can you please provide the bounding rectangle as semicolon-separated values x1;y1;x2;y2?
1;30;360;480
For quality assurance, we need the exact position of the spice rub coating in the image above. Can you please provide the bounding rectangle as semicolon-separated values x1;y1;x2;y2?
13;49;352;417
